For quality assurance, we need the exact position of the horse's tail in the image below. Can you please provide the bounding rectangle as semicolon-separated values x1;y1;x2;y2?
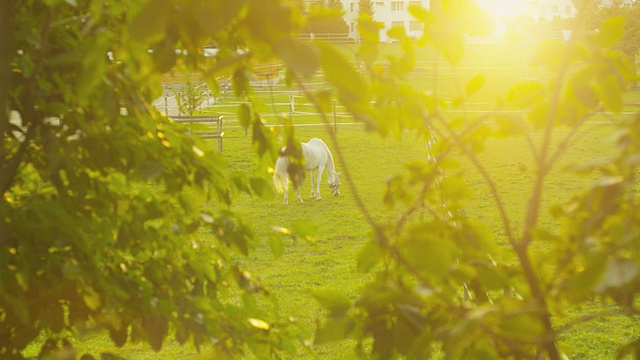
273;155;289;193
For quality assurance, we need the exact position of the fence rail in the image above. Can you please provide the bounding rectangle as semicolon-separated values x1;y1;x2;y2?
295;33;355;43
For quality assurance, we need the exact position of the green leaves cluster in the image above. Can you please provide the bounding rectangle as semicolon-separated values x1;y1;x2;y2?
305;2;640;360
2;0;308;358
4;0;640;359
304;0;350;36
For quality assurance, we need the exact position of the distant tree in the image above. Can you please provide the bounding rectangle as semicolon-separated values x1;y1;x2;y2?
603;7;640;61
584;4;640;81
2;0;308;358
359;0;375;18
175;77;207;116
306;0;349;35
5;0;640;359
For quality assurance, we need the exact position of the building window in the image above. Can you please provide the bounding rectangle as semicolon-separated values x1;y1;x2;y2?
391;1;404;11
375;2;384;6
350;2;354;12
409;21;422;31
409;1;421;8
565;5;571;15
391;21;404;29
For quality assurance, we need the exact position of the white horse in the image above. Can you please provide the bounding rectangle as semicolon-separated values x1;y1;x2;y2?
273;138;341;205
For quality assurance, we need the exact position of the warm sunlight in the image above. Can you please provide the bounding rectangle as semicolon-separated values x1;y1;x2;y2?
478;0;529;19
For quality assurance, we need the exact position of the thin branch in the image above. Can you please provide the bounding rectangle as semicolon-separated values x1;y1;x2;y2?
433;113;517;247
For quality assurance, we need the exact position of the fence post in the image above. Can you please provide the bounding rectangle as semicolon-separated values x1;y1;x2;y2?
289;94;294;120
164;96;168;115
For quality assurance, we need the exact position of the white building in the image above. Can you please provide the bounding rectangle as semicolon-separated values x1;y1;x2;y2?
597;0;636;8
303;0;635;44
526;0;579;21
343;1;430;41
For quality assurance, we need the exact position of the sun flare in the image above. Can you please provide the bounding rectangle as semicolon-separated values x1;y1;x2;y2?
478;0;529;19
477;0;531;20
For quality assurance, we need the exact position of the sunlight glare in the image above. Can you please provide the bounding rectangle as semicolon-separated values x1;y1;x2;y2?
479;0;528;19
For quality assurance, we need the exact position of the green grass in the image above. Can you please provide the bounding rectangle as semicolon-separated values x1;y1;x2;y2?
57;120;634;359
26;42;640;359
227;121;640;359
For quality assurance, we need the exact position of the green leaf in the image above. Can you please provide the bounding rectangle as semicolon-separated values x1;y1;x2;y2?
533;40;566;70
439;176;473;201
358;15;382;44
141;313;168;351
312;288;351;316
76;34;110;100
387;26;407;41
129;0;172;42
237;103;251;131
505;81;544;107
494;115;524;138
187;0;245;37
291;219;317;241
597;73;624;112
269;236;285;259
318;42;369;103
408;4;433;23
402;227;455;278
357;42;379;65
466;74;485;95
499;310;545;342
440;27;465;65
82;287;102;311
564;254;607;302
315;316;353;344
109;322;128;347
274;39;320;79
151;38;178;75
571;83;598;109
596;16;626;48
250;177;273;199
137;161;164;180
476;264;510;291
357;241;382;273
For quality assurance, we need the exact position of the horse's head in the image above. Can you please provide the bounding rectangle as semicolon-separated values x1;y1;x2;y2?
329;172;341;197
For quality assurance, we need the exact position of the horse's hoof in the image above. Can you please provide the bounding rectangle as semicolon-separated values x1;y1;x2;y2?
298;199;304;203
316;196;322;201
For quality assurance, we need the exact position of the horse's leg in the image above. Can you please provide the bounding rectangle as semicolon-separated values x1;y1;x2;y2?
310;169;316;199
316;165;324;200
296;186;303;203
283;185;288;205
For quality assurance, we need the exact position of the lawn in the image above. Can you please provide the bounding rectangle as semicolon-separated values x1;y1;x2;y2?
50;118;637;359
25;42;640;359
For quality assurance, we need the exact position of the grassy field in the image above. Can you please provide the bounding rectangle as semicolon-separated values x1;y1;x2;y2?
26;42;640;359
44;119;638;359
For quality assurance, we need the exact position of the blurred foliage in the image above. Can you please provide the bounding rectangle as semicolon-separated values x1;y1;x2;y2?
583;2;640;61
2;0;307;359
304;0;349;36
3;0;640;359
